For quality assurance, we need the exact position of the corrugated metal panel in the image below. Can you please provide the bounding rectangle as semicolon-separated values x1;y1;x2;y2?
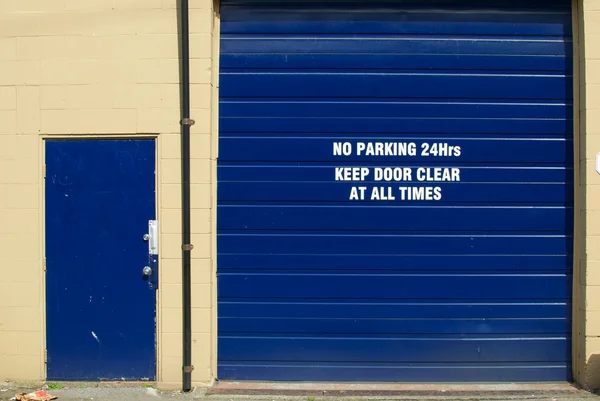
217;0;573;382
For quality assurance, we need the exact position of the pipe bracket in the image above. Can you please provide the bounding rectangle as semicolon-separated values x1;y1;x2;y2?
181;118;195;126
183;365;195;373
182;244;194;251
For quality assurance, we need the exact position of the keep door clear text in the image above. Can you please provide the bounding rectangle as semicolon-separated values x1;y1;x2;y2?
333;141;463;201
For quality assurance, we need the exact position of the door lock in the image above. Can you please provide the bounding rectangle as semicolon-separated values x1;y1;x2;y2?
144;220;158;288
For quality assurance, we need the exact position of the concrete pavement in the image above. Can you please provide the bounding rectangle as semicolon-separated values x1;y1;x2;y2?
1;382;598;401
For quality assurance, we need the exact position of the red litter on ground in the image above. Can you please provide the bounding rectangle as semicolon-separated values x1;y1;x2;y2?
14;390;57;401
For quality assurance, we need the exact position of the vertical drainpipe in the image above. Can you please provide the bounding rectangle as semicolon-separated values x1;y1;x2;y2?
179;0;194;392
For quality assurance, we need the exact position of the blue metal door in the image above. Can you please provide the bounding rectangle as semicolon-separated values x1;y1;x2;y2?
45;139;157;381
217;0;574;382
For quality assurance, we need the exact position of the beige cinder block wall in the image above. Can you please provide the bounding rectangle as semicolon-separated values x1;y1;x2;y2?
568;0;600;390
579;0;600;389
0;0;216;386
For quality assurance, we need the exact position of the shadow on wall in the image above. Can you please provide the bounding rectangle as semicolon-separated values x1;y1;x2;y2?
586;355;600;391
577;0;589;390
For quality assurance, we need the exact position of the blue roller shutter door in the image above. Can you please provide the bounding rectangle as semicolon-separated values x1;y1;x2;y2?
217;0;573;382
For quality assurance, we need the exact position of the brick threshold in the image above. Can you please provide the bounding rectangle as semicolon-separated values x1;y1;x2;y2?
207;381;582;397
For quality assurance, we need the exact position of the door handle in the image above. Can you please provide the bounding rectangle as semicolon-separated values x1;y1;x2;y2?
147;220;158;255
145;220;158;289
